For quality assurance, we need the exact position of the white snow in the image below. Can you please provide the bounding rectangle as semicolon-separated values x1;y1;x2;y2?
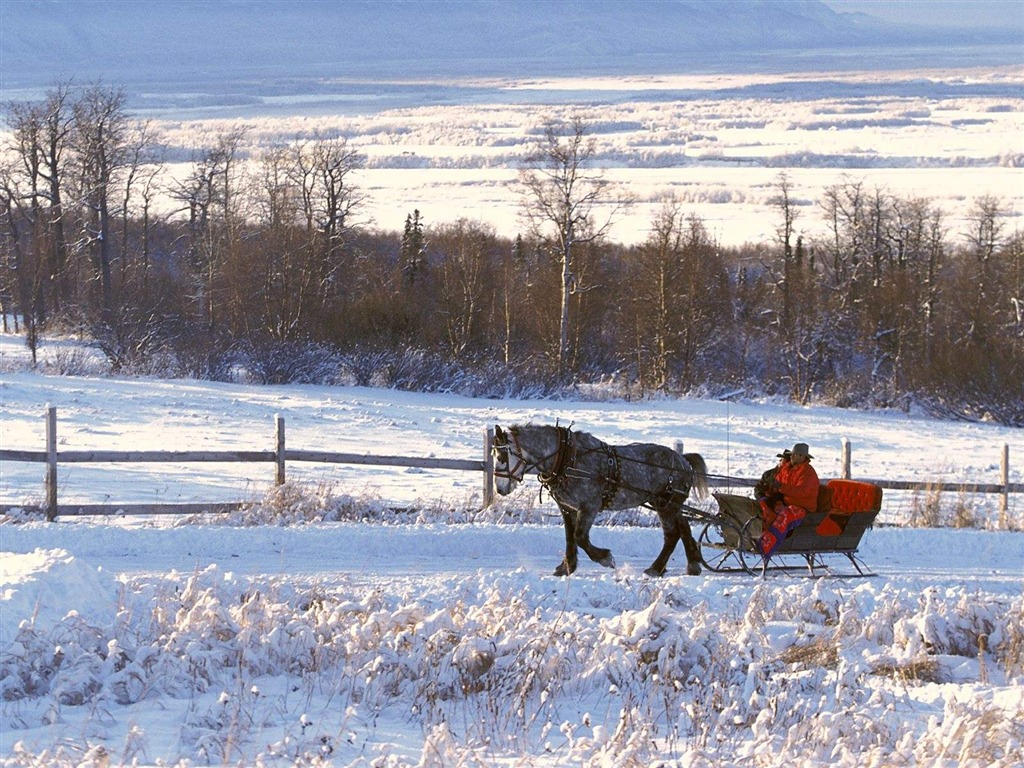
1;330;1022;767
142;65;1024;246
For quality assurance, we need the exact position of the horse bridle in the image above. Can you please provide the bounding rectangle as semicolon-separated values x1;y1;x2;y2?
493;427;533;484
494;425;574;487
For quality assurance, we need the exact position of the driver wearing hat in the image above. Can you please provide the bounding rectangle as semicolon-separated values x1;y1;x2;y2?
774;442;819;513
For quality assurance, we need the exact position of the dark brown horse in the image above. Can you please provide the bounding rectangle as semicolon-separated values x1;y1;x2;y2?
492;423;708;577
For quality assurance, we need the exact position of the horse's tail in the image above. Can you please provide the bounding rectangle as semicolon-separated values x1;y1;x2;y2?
683;452;709;500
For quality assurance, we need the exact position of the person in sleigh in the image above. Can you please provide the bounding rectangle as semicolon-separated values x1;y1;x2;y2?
756;442;819;556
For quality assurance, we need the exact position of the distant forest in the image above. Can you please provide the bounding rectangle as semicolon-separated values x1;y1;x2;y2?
2;82;1022;425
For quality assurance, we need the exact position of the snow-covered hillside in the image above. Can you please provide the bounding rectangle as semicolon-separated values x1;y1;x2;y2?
2;0;1021;97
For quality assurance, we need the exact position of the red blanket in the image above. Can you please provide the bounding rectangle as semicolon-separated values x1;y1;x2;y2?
758;504;806;557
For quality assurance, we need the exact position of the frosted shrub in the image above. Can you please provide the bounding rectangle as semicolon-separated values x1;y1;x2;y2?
4;547;1021;765
912;696;1024;767
0;614;110;707
241;340;341;385
995;595;1024;678
181;482;557;527
0;624;58;702
561;706;660;767
46;346;106;377
0;506;48;524
908;485;943;527
950;491;978;528
185;482;391;526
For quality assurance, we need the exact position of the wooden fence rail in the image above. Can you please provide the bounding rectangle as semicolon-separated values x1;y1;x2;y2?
1;407;1019;524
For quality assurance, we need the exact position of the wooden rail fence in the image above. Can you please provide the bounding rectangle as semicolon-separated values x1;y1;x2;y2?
1;407;1019;525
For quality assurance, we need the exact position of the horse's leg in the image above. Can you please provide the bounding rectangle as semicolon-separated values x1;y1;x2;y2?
554;506;579;577
646;507;702;576
679;517;703;576
574;506;615;569
645;507;681;577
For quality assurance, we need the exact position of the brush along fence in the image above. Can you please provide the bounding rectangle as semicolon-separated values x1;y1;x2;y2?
0;407;1019;524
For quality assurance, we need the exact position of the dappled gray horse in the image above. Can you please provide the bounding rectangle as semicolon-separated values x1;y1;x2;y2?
492;423;708;577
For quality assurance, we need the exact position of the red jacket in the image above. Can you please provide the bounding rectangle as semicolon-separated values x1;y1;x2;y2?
776;460;820;512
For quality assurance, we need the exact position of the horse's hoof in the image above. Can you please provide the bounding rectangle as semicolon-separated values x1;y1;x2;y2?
554;561;575;577
599;554;616;569
643;566;664;578
687;562;702;576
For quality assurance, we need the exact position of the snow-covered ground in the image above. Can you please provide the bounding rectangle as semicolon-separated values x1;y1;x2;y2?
144;65;1024;247
2;329;1022;766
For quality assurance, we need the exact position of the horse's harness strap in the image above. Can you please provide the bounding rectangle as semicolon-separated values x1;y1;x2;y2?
558;439;621;506
601;446;621;507
539;425;575;490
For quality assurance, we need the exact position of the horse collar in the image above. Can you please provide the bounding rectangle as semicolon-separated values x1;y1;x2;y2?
539;425;575;488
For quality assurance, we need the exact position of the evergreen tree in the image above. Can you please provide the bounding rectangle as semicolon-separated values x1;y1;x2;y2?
400;209;426;283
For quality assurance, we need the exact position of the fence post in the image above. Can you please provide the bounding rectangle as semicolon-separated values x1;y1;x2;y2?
483;427;494;507
275;414;286;485
1001;443;1009;529
841;439;851;480
45;405;57;521
675;440;684;456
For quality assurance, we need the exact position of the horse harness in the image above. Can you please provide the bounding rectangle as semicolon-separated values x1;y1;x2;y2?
502;424;693;510
533;426;620;507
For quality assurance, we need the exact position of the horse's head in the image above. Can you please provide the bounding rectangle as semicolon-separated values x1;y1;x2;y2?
492;424;527;496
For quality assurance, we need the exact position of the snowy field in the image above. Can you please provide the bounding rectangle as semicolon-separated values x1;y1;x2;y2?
2;329;1023;766
146;66;1024;246
2;331;1021;519
2;22;1023;763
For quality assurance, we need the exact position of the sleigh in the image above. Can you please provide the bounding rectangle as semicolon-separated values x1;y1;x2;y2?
696;479;883;577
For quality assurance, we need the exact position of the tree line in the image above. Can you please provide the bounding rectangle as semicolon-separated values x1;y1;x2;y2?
2;82;1021;425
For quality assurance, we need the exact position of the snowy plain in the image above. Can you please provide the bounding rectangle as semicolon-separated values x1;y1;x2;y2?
147;64;1024;247
2;328;1023;767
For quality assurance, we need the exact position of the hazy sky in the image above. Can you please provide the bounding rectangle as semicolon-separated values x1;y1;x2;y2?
825;0;1024;29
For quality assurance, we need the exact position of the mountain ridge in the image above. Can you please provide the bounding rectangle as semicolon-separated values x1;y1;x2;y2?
3;0;1021;93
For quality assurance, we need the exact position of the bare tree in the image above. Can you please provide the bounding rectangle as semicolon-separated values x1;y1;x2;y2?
0;154;44;358
500;233;527;365
518;116;628;377
168;128;247;330
236;145;305;341
771;172;799;327
965;194;1005;264
4;81;76;318
288;134;364;314
962;195;1007;347
432;219;494;359
72;84;131;321
117;119;162;280
630;202;730;391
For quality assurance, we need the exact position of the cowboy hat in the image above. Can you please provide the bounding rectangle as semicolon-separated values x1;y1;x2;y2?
791;442;813;458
